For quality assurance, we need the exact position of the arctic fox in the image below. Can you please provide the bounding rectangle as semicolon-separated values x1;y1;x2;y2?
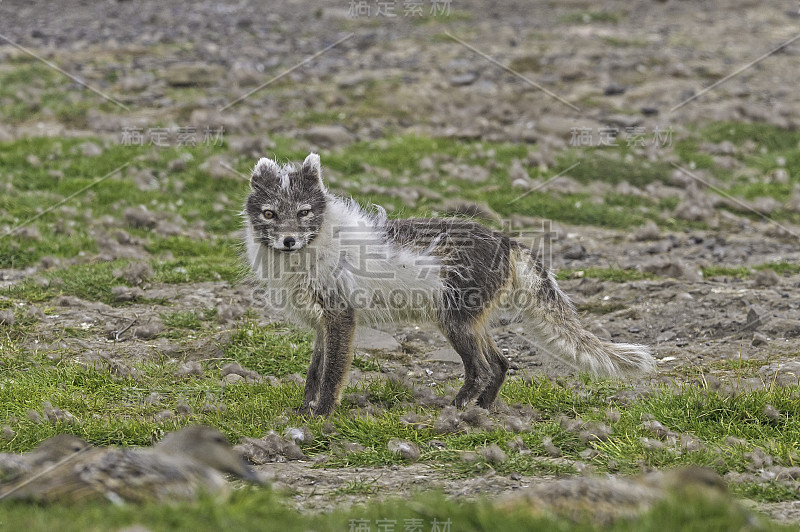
244;153;654;416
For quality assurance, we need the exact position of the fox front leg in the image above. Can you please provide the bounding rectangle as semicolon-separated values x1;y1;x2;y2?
297;327;325;415
311;307;356;416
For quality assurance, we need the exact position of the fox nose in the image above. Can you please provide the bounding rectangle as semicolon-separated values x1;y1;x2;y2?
283;237;296;249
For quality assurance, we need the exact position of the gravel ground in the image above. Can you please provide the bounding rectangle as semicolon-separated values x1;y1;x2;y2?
2;0;800;524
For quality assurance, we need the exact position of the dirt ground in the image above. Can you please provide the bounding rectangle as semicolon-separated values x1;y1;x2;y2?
2;0;800;525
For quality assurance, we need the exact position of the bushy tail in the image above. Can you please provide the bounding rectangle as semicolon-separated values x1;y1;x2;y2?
508;247;655;376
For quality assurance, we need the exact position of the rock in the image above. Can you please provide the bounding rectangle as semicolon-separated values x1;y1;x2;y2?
655;330;676;344
164;63;225;87
199;154;236;180
562;244;586;260
387;438;421;461
1;425;15;440
751;332;769;347
304;125;355;147
222;373;245;385
0;310;14;327
449;72;478;86
132;321;163;340
642;257;701;282
763;404;780;421
425;347;461;364
285;427;313;446
765;318;800;339
752;269;779;287
114;261;153;286
78;142;103;157
603;84;626;96
111;286;144;302
123;206;157;229
479;443;507;464
632;220;661;241
354;327;401;353
174;361;203;378
217;304;245;324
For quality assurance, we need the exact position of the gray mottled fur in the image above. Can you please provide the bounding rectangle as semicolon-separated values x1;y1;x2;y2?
243;153;655;416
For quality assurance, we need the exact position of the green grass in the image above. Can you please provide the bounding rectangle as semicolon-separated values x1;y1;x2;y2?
0;485;787;532
2;121;800;529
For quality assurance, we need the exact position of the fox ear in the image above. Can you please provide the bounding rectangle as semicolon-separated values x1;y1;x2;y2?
301;153;325;191
251;157;280;188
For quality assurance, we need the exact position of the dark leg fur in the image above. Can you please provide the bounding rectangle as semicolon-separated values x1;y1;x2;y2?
476;333;509;408
312;308;356;416
297;328;325;414
440;320;492;408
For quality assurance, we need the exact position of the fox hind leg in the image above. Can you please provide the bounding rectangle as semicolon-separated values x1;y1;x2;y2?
440;320;493;408
476;333;509;409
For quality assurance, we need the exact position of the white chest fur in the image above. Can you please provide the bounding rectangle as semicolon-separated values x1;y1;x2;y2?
246;197;444;326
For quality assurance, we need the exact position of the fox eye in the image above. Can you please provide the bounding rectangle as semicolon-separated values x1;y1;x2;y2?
262;209;275;220
297;209;310;218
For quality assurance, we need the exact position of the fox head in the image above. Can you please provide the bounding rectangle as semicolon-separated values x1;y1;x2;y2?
245;153;327;252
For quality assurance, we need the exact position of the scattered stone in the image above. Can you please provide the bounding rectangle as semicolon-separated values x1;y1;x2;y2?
399;413;428;430
132;320;163;340
449;72;478;86
461;451;479;464
640;437;665;450
114;261;153;286
26;409;43;424
656;331;676;343
632;220;661;241
42;401;77;424
503;416;527;433
579;422;613;443
0;310;14;327
434;406;464;434
176;402;193;416
479;443;507;464
752;269;779;287
123;206;157;229
174;361;203;378
1;425;15;440
304;125;355;147
199;154;236;180
507;436;530;454
164;62;225;87
111;286;144;302
641;420;675;440
217;304;246;324
752;332;769;347
603;84;626;96
285;426;313;446
354;327;401;353
78;141;103;157
542;437;562;458
763;404;781;421
642;257;701;282
388;438;421;461
426;347;462;364
460;406;494;431
562;244;586;260
154;410;174;421
222;373;245;385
